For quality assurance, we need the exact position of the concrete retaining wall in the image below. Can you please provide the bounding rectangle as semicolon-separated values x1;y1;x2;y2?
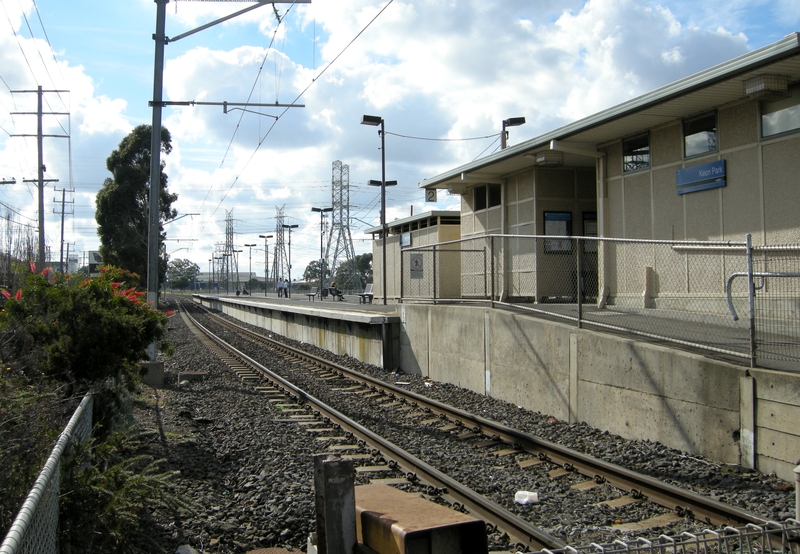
194;296;398;370
398;303;800;482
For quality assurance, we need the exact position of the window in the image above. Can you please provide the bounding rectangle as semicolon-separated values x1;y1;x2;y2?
684;112;717;157
473;185;486;211
473;184;501;211
488;184;502;208
622;133;650;173
761;84;800;137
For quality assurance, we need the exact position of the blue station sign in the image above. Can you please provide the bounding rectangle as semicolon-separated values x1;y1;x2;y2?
675;160;726;195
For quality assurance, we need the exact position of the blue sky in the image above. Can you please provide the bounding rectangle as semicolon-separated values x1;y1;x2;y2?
0;0;798;276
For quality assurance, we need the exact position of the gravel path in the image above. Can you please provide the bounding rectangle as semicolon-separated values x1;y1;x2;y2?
133;302;796;553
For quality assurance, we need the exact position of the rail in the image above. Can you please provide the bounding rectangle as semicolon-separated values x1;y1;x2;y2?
537;519;800;554
196;304;765;529
0;394;93;554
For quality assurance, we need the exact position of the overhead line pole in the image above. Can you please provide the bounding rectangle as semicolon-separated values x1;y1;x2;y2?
146;1;308;351
11;86;69;267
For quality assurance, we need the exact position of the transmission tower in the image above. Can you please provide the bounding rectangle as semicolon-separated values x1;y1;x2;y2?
272;207;288;289
223;210;238;294
325;161;362;291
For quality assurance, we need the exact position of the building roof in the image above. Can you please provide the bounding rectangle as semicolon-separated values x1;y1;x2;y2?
419;32;800;194
365;210;460;235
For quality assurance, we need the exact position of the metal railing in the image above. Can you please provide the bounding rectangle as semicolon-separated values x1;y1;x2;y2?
400;234;800;369
535;519;800;554
0;394;93;554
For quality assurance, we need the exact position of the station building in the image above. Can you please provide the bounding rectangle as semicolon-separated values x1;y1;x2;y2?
364;33;800;480
209;34;800;483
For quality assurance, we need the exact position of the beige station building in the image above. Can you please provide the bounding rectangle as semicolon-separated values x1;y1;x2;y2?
357;33;800;480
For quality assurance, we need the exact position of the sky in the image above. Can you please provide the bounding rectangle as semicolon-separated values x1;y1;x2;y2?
0;0;798;280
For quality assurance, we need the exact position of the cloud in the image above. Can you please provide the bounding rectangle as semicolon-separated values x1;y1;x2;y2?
1;0;789;275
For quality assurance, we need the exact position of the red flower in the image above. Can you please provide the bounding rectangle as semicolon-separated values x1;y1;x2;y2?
1;290;10;300
14;290;22;301
41;267;51;276
29;262;36;273
166;310;175;317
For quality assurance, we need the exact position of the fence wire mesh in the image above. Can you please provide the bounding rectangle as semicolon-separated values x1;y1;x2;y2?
535;519;800;554
401;235;800;369
0;394;93;554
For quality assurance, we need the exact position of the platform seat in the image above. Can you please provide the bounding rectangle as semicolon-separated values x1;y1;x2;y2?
358;284;374;304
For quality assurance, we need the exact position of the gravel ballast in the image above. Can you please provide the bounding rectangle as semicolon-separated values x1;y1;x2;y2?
132;302;796;553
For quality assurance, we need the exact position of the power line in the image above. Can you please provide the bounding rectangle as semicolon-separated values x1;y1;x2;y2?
198;0;396;237
385;131;501;142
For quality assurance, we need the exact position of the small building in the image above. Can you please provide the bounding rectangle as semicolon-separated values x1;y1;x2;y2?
366;210;461;300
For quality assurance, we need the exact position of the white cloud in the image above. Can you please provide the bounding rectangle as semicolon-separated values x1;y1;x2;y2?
1;0;790;273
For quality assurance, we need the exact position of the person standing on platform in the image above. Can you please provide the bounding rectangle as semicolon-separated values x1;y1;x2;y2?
284;279;290;298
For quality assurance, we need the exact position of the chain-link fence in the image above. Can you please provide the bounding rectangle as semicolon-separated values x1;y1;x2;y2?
400;234;800;369
534;519;800;554
1;394;93;554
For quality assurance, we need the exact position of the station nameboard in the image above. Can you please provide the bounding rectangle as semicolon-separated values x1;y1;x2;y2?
676;160;726;195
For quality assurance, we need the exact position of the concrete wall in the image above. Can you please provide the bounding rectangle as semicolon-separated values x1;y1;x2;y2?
601;99;800;246
194;296;397;370
398;302;800;482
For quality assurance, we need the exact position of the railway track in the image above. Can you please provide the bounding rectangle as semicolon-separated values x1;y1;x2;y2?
178;300;775;552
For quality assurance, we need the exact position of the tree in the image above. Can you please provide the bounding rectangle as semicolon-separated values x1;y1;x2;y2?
95;125;178;288
166;258;200;290
333;253;372;289
302;260;330;284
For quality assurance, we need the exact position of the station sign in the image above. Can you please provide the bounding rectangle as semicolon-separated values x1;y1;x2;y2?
676;160;726;195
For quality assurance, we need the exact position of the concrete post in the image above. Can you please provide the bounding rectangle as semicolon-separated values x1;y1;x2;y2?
313;455;356;554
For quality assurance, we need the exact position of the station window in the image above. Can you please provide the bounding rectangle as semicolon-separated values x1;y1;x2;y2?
761;84;800;138
473;184;502;211
622;133;650;173
683;111;717;157
488;184;502;208
473;185;486;211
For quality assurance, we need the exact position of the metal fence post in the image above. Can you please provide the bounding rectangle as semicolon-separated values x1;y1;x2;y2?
746;233;756;368
399;247;404;303
432;244;437;303
490;236;495;306
576;237;583;328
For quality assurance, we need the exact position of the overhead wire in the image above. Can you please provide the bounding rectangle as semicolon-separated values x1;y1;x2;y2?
198;0;396;235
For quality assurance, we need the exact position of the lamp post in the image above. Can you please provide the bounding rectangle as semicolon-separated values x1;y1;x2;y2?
222;253;231;294
501;117;526;149
282;224;298;298
311;207;332;293
361;114;397;305
233;249;243;292
259;234;273;296
244;243;256;292
208;258;211;291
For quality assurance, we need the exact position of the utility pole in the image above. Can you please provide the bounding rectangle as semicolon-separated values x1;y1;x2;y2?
11;86;68;267
53;187;74;272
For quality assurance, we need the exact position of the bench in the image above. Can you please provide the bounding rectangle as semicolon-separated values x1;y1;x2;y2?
306;287;319;301
358;284;374;304
328;287;344;301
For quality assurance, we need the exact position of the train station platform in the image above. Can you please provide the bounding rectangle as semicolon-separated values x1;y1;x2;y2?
189;291;800;485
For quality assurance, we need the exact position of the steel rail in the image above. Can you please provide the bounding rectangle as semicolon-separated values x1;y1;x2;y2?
198;304;767;528
183;305;566;551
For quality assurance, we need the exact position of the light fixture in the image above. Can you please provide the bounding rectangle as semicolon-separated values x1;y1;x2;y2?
282;224;299;298
744;74;790;101
501;117;526;149
531;150;565;167
259;234;273;296
361;114;393;305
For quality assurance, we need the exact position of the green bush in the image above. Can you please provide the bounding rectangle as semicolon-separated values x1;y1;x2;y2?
0;264;176;541
0;264;172;388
